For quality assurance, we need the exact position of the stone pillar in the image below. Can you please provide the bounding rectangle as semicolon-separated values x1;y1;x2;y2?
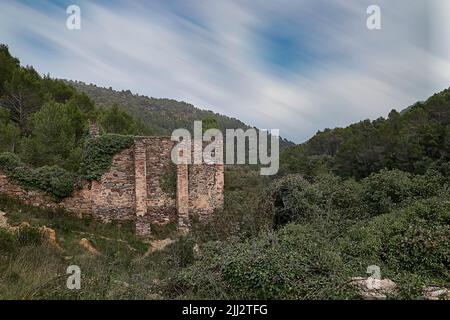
176;163;189;235
214;137;224;209
134;139;150;235
215;164;224;209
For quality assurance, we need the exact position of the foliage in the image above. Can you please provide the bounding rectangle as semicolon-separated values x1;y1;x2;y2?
0;44;153;178
202;115;220;132
0;152;74;198
0;107;20;153
342;197;450;293
164;169;449;300
19;101;86;171
99;103;152;136
281;89;450;179
80;134;135;181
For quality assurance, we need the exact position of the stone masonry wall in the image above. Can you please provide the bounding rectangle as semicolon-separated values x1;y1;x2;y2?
144;137;177;224
0;136;224;235
189;164;223;219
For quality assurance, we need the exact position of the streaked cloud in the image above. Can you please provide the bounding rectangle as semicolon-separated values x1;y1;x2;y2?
0;0;449;142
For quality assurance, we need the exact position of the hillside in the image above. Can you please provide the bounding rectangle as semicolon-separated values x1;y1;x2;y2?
65;80;293;149
281;88;450;179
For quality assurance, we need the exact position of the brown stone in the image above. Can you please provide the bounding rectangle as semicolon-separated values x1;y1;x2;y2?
144;238;176;257
423;286;449;300
79;238;101;256
351;276;398;300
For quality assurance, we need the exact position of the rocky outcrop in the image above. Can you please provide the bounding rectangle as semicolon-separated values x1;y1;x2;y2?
351;276;398;300
423;286;449;300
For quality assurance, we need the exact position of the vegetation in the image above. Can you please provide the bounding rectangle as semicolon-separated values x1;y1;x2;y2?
80;135;135;181
162;168;449;300
0;44;153;196
0;43;449;299
0;153;74;199
280;93;450;179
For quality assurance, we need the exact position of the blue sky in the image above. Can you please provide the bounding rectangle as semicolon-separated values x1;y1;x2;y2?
1;0;449;142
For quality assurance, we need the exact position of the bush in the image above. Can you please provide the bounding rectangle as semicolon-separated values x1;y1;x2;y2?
343;197;450;287
0;152;74;198
168;223;358;300
362;169;415;215
362;169;447;216
31;166;74;198
80;134;134;181
0;152;21;171
260;173;369;228
260;174;317;228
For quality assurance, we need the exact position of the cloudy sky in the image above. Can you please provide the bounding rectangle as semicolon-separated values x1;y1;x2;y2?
0;0;449;142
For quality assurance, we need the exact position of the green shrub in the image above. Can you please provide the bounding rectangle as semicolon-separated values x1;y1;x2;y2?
260;173;368;228
80;134;134;181
0;152;21;171
169;223;358;300
362;169;447;216
343;197;450;284
260;174;317;228
0;152;74;198
362;169;415;215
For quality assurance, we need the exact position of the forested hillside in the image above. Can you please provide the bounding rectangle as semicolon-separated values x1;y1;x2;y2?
65;80;293;149
65;79;251;135
280;89;450;180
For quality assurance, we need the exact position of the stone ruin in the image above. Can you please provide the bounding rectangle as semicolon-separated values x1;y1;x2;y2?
0;127;224;236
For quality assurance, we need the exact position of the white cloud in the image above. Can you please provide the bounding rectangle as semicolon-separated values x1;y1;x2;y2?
0;0;448;142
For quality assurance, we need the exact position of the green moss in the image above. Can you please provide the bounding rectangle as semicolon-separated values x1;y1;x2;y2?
80;134;134;181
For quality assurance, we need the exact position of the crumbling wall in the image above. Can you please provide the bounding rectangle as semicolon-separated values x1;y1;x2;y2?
144;137;177;224
0;171;56;208
62;148;136;221
188;163;223;219
0;136;224;236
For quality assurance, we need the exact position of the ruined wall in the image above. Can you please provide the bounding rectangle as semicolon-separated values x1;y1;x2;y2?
0;171;56;208
61;148;136;221
144;137;177;224
0;136;224;235
188;163;224;219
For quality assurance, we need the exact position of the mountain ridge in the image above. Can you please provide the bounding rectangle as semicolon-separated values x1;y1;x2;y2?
63;79;294;149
